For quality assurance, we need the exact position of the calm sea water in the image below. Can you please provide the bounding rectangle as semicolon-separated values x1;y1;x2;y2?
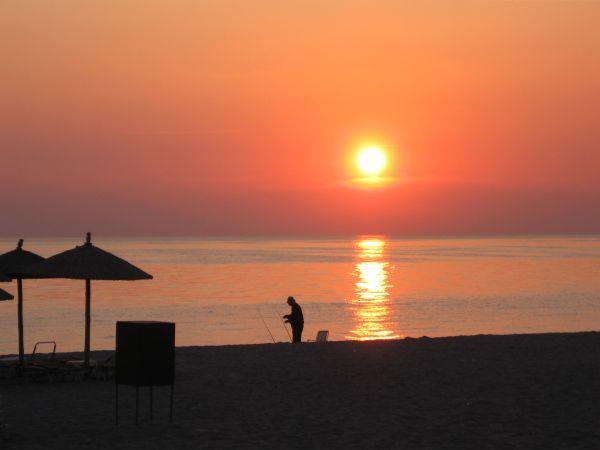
1;236;599;355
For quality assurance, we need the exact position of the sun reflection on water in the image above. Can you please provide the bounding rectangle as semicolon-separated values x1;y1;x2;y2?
347;238;400;340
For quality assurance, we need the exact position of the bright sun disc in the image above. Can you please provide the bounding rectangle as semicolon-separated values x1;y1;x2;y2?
357;147;387;176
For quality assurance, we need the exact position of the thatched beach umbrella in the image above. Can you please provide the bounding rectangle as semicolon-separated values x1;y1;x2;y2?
26;233;153;367
0;239;45;363
0;288;14;301
0;273;12;300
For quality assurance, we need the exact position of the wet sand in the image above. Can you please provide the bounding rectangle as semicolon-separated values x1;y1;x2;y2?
2;332;600;449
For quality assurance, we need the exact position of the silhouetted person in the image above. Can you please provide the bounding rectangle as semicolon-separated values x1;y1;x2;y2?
283;296;303;343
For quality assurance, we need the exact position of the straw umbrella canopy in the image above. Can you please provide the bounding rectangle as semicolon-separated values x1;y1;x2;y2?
0;273;11;301
0;272;12;300
0;288;14;301
25;233;153;367
0;239;45;363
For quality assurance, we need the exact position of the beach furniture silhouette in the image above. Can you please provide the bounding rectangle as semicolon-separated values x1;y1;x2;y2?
0;340;55;377
25;232;153;368
26;341;61;380
16;341;82;382
91;355;115;381
315;330;329;343
31;341;56;359
0;240;45;364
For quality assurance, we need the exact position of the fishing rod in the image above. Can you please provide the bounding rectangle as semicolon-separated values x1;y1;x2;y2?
256;308;276;343
277;309;292;342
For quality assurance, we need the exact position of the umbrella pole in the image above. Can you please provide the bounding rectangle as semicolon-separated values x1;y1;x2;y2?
84;279;91;367
17;278;24;365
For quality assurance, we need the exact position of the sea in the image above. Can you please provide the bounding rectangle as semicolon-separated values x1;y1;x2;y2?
1;236;599;355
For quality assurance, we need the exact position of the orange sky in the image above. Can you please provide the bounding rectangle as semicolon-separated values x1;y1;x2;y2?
1;1;599;236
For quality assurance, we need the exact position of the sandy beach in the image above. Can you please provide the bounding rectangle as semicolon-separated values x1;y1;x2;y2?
2;332;600;449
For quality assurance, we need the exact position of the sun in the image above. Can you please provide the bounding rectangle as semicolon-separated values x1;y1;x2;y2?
356;146;387;176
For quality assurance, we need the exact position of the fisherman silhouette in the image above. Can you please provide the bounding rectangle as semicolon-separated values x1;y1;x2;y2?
283;296;304;343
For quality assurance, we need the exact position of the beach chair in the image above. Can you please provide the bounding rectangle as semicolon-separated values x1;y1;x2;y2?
31;341;57;360
27;341;84;382
26;341;61;381
91;355;115;381
315;330;329;343
0;342;56;380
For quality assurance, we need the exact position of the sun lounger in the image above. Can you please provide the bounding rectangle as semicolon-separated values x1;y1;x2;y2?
91;356;115;381
315;330;329;343
0;342;58;380
31;341;57;360
2;341;113;382
306;330;329;343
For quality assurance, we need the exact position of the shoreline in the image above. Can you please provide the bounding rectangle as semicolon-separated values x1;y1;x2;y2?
3;329;600;359
3;331;600;448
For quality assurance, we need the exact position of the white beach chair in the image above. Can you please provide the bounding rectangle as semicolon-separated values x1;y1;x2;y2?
315;330;329;343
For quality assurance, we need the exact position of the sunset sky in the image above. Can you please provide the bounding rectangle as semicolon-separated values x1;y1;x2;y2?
2;0;599;236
